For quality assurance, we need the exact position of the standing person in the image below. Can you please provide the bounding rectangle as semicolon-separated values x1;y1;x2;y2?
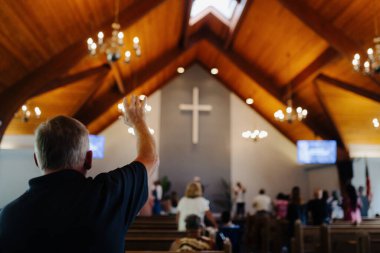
344;183;362;224
274;193;289;219
286;186;306;237
252;189;272;253
234;182;246;219
330;190;344;220
252;189;272;214
152;180;163;215
358;186;370;217
0;96;159;253
177;182;218;231
307;189;328;225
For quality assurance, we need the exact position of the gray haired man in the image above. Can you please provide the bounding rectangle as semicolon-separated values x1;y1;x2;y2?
0;96;159;253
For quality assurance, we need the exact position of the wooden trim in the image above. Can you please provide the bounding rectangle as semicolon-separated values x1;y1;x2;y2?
33;64;110;96
282;47;340;98
179;0;193;48
317;74;380;103
224;0;253;49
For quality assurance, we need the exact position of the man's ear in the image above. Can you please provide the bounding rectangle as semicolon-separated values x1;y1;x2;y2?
33;153;39;168
84;150;93;170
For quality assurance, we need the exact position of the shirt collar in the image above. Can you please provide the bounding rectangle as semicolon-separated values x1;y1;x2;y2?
29;169;86;189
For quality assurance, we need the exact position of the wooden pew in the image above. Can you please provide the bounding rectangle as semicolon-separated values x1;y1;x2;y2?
130;216;178;230
126;251;224;253
125;230;185;251
293;222;320;253
321;225;380;253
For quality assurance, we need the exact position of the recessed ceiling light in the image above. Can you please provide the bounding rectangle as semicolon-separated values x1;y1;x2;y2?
177;67;185;74
210;68;218;75
246;98;254;105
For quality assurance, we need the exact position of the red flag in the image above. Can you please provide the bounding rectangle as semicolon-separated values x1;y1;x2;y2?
366;159;372;201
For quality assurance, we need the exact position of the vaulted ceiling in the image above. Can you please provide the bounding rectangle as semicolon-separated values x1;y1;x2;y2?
1;0;380;161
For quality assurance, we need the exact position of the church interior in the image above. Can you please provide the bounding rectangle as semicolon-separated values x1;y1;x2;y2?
1;0;380;252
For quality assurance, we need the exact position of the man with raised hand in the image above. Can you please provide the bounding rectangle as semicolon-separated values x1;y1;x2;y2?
0;95;159;253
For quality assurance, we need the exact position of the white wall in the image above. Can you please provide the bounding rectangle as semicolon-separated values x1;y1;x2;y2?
352;158;380;217
230;94;308;214
0;149;41;208
306;165;340;198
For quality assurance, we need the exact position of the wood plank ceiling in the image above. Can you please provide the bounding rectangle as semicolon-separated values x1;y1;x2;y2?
1;0;380;160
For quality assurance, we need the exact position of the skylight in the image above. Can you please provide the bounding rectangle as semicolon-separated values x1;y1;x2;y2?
190;0;238;20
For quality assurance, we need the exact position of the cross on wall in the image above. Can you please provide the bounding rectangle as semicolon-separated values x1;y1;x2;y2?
179;87;212;144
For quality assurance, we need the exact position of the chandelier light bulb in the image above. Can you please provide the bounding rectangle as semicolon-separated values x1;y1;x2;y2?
145;104;152;112
368;48;374;55
139;95;146;101
302;109;308;116
117;103;125;112
97;32;104;45
21;105;27;112
128;127;135;135
286;107;292;114
354;53;360;60
124;50;131;63
117;32;124;45
34;107;41;117
149;127;155;135
87;38;93;45
133;36;140;45
296;107;302;114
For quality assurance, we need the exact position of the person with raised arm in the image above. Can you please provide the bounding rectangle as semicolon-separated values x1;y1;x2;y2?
0;95;159;253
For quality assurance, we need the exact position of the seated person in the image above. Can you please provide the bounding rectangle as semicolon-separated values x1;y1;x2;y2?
170;214;215;251
217;211;241;253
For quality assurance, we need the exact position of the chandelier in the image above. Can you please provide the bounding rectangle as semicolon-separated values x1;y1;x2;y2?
14;104;42;123
352;38;380;74
86;0;141;63
352;0;380;75
242;129;268;142
274;99;307;123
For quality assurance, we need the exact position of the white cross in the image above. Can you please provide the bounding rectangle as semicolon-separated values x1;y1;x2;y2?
179;87;212;144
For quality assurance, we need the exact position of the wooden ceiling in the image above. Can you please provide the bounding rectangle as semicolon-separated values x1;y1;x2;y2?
1;0;380;160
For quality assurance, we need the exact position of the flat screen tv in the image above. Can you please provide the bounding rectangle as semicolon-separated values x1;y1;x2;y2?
297;140;337;164
89;135;105;159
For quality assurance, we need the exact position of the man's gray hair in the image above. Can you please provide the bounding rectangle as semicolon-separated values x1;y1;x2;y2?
34;116;89;170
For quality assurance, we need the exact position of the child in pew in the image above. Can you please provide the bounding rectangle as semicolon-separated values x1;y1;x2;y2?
170;214;215;251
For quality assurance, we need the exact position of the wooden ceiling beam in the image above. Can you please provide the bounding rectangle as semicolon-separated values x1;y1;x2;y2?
202;31;338;141
75;40;200;126
179;0;193;48
0;0;166;143
278;0;380;88
109;62;126;95
278;0;364;58
282;47;340;98
313;79;350;158
224;0;253;49
316;74;380;103
33;64;110;97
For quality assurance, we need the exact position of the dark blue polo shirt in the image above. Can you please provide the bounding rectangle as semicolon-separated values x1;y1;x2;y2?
0;161;148;253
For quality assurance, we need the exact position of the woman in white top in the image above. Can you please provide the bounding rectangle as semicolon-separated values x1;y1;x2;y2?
177;181;218;231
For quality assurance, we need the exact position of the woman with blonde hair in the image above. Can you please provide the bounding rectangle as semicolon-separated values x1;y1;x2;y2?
177;181;218;231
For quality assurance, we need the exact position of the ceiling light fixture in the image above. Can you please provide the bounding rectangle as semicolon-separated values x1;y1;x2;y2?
210;68;219;75
86;0;141;63
352;0;380;75
274;98;307;123
246;98;254;105
177;67;185;74
242;129;268;142
14;104;42;123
